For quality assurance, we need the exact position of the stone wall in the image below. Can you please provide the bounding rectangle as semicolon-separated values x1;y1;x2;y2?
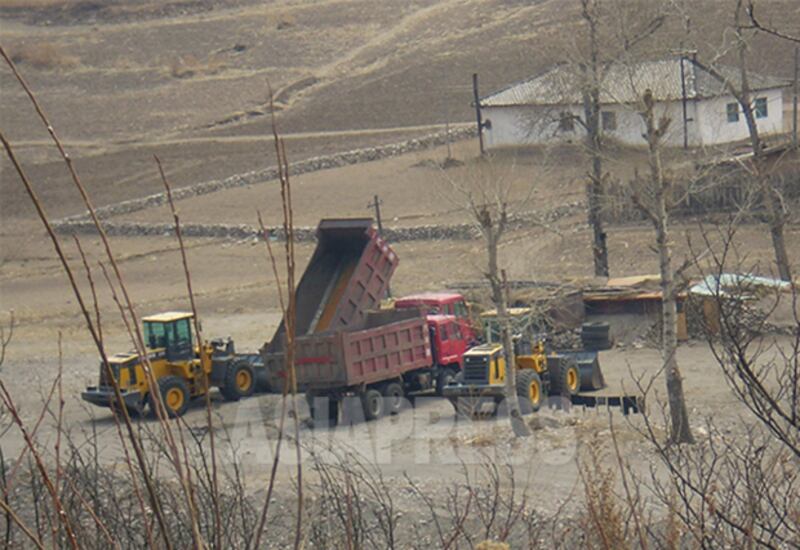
53;202;584;242
55;126;478;225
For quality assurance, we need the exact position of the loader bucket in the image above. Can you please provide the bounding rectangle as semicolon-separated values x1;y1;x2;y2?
559;351;606;391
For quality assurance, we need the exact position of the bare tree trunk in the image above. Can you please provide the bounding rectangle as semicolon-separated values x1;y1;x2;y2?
582;0;610;277
584;94;609;278
483;215;531;437
732;3;793;282
743;97;792;282
641;91;694;445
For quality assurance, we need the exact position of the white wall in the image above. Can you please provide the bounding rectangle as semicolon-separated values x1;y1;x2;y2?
482;105;580;148
483;100;696;148
483;87;784;149
695;88;784;146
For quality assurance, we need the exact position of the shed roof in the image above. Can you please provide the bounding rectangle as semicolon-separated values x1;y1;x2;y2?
480;58;788;107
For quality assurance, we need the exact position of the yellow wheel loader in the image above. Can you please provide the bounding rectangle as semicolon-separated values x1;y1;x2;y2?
443;341;581;417
444;307;646;417
82;312;259;417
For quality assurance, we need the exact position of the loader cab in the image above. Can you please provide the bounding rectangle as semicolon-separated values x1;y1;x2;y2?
480;307;547;355
143;312;194;362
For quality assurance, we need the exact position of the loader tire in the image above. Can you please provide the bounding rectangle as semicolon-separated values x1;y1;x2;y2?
516;370;543;415
549;357;581;397
220;361;255;402
361;388;385;421
150;376;190;418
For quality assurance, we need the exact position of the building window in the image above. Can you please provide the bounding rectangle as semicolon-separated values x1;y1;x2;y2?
558;112;574;132
754;97;768;118
726;102;739;123
601;111;616;131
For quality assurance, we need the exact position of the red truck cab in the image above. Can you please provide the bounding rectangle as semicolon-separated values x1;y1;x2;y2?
395;292;479;345
427;315;468;370
426;314;469;394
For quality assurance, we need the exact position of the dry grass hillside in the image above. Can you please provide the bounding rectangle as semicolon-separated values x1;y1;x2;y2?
1;4;799;547
1;0;799;223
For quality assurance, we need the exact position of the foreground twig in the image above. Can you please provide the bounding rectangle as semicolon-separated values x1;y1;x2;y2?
156;154;219;549
0;383;78;549
0;128;171;549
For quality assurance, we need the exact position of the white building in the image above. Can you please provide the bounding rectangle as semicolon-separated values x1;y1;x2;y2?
479;59;788;148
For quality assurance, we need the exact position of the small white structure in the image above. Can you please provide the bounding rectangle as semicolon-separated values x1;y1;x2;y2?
480;59;788;148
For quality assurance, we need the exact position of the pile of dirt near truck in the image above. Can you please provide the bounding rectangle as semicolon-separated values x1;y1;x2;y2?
83;218;641;421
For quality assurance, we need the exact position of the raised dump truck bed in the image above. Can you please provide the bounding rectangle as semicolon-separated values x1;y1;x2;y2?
259;218;397;391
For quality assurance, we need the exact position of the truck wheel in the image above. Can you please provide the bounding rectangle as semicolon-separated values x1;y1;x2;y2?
361;388;384;421
220;361;255;402
549;357;581;397
435;369;457;396
150;376;190;418
307;393;339;428
516;370;543;415
382;382;404;415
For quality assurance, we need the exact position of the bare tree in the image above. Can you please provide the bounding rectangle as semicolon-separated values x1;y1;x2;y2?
631;90;694;444
579;0;611;278
557;0;666;278
443;159;532;437
697;225;800;459
744;0;800;44
688;0;793;281
634;218;800;547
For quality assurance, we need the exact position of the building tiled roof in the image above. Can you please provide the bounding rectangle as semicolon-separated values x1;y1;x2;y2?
480;58;788;107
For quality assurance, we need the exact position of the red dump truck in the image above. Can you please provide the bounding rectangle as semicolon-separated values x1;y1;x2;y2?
262;218;473;423
260;218;397;391
296;308;429;422
296;307;472;422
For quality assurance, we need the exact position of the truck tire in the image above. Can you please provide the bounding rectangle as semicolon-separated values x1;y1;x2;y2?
307;392;339;428
361;388;385;421
549;357;581;397
150;376;190;418
220;361;255;402
516;370;543;415
382;382;404;415
435;368;457;396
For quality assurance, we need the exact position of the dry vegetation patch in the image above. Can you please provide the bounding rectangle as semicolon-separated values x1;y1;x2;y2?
5;41;79;70
167;52;227;79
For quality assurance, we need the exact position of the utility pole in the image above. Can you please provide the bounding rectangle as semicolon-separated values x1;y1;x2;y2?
793;47;798;149
472;73;485;156
445;112;452;160
680;55;689;149
369;194;384;236
368;194;390;297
